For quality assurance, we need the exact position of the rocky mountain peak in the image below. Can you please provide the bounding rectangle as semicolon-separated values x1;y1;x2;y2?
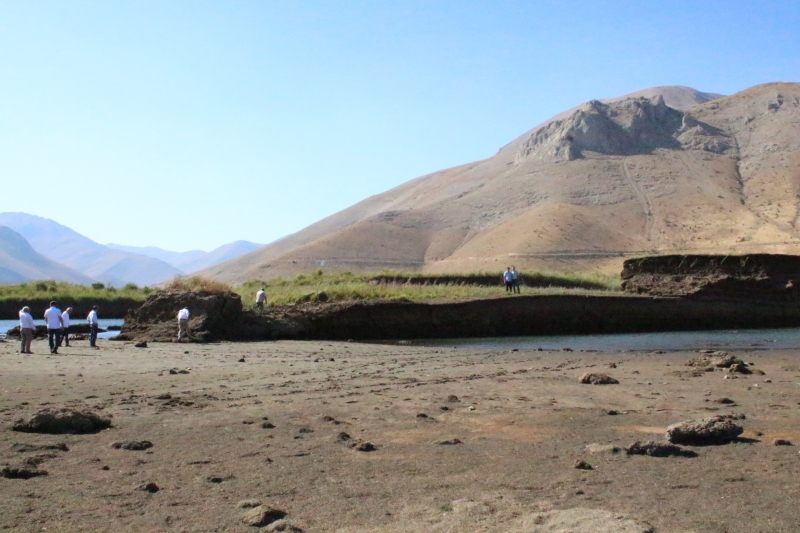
515;95;731;163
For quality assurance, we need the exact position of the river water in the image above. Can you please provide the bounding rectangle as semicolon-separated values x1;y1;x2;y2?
0;319;124;340
417;327;800;352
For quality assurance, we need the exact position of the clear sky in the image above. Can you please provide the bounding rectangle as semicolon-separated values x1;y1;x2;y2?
1;1;798;252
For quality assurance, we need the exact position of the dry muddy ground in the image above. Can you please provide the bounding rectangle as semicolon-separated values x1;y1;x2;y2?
1;336;799;532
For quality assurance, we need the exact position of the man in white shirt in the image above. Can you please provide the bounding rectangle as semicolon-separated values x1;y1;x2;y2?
177;307;190;341
256;288;266;313
43;301;63;354
87;306;99;348
19;306;35;354
60;307;73;347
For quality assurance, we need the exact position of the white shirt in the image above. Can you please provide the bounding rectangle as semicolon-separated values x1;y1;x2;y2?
61;311;70;328
177;308;190;321
44;306;63;329
256;290;266;303
19;311;35;330
87;310;98;325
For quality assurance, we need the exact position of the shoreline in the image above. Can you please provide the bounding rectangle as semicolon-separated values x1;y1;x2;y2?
0;297;139;320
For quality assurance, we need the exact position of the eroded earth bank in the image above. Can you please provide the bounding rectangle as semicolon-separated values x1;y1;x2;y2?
1;336;800;532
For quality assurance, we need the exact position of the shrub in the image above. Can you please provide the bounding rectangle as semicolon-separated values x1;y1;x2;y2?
91;282;105;290
123;283;139;291
35;282;48;292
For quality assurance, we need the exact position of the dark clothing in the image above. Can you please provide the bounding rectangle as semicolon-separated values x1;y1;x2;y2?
60;326;71;346
89;323;99;347
48;328;62;353
505;281;514;292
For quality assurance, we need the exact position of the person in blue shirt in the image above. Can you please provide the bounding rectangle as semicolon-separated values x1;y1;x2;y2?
503;268;514;293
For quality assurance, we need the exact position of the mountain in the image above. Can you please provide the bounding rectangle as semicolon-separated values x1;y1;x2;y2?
106;240;262;273
105;244;207;271
198;82;800;283
0;226;94;284
0;213;182;286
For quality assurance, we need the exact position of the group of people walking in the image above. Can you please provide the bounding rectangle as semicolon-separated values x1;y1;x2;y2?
18;301;100;354
503;266;522;293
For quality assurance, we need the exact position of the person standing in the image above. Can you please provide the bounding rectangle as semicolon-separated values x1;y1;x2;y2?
255;288;267;313
60;307;73;347
510;266;521;294
19;306;35;354
44;301;63;354
503;268;514;293
87;306;99;348
177;307;190;341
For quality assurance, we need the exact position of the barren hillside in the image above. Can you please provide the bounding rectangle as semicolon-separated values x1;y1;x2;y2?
200;83;800;283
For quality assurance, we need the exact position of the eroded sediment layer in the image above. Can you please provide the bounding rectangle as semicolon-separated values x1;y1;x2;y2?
117;290;800;343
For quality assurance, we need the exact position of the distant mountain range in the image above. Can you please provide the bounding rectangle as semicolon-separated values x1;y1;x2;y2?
0;212;262;286
0;226;94;284
197;82;800;282
106;241;262;273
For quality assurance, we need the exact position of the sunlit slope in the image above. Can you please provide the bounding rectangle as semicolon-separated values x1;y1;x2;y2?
0;226;94;284
201;82;800;282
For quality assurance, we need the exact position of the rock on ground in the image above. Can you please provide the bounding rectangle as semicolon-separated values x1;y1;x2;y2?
12;408;112;434
666;415;743;445
111;440;153;451
585;443;621;455
579;373;619;385
625;440;697;457
241;505;288;527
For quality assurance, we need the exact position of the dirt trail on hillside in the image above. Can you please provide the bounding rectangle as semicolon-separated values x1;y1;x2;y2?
1;337;800;532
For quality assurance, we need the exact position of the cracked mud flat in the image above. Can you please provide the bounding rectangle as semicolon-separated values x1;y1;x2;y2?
1;337;800;532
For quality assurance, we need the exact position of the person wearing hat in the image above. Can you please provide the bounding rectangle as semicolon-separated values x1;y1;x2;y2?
177;306;190;341
19;306;35;354
44;301;63;354
87;305;99;348
60;307;73;347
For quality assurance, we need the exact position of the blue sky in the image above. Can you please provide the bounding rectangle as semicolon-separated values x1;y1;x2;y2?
1;0;798;251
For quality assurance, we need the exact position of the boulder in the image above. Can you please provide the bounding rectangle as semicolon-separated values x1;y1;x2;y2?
666;415;743;445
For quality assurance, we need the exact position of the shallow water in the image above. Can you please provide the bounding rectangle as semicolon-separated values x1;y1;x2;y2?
417;327;800;352
0;318;124;340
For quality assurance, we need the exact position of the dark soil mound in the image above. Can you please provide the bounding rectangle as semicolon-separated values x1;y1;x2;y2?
13;408;112;434
621;254;800;299
116;290;245;342
1;465;48;479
